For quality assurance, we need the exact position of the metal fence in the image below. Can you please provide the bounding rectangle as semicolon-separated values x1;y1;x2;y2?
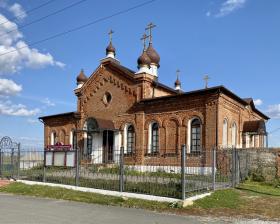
1;145;277;199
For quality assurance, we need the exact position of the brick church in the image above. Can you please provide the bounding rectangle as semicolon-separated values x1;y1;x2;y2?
39;24;269;165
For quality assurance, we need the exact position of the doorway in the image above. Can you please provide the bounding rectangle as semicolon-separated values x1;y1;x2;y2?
103;130;114;163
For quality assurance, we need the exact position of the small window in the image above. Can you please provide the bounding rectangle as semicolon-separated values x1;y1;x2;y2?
231;123;237;147
151;123;159;153
126;125;135;154
191;119;201;153
103;92;112;105
51;131;56;145
222;119;228;147
87;134;93;155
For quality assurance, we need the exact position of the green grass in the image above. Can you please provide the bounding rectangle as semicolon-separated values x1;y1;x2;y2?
194;189;242;209
237;181;280;196
0;182;171;211
0;180;280;220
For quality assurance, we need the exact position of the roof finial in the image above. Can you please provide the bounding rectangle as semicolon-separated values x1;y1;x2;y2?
203;75;210;89
176;69;180;80
145;22;156;44
174;69;181;91
108;29;114;43
106;29;116;58
140;33;149;51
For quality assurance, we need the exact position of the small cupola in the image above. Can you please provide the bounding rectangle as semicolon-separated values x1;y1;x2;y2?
106;29;116;58
136;33;151;74
76;69;88;88
174;69;182;92
145;23;160;77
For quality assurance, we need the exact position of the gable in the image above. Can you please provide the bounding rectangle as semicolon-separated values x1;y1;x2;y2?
80;64;137;120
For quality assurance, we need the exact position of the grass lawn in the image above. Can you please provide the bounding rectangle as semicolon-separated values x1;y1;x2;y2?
0;180;279;221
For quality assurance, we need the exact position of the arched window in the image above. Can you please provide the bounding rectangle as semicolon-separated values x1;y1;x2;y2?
231;122;237;147
59;130;66;144
151;122;159;153
222;119;228;147
50;131;56;145
191;119;201;152
126;125;135;154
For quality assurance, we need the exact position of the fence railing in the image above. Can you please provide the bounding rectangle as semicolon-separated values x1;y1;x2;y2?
0;146;278;199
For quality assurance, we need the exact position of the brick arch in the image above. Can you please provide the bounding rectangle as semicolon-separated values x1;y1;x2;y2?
162;116;182;128
144;118;162;130
183;112;204;127
119;120;136;131
59;128;67;144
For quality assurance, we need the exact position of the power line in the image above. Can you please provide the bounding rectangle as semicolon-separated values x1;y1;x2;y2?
0;0;88;38
0;0;157;58
0;0;56;27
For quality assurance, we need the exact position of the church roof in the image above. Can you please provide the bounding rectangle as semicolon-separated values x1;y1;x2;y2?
136;86;270;120
100;58;177;94
39;112;80;120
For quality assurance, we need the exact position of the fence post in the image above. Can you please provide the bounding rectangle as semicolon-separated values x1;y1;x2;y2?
231;148;236;187
17;143;20;180
75;147;79;186
43;150;46;182
212;147;216;191
0;149;2;178
119;146;124;192
181;144;186;200
236;149;240;185
11;147;14;179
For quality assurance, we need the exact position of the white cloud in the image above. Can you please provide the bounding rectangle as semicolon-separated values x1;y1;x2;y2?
253;99;263;106
215;0;247;17
27;118;39;124
0;99;40;116
8;3;26;20
41;98;55;107
0;78;22;96
0;10;64;75
206;11;211;17
266;104;280;119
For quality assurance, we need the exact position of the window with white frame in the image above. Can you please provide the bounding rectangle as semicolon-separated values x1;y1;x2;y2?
50;131;56;145
150;122;159;153
190;118;201;153
222;119;228;147
231;122;237;147
126;125;135;154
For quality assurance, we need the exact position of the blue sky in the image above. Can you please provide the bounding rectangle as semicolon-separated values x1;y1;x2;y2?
0;0;279;148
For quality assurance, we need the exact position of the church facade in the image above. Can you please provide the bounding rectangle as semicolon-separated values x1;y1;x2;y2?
39;26;269;166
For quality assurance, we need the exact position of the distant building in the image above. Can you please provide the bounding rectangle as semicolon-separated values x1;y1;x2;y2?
39;25;269;166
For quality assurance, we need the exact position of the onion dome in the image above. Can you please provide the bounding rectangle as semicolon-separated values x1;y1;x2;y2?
106;41;116;56
175;78;181;87
146;43;160;65
137;51;151;68
76;69;88;84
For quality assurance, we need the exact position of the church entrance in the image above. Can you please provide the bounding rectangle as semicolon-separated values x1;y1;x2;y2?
102;130;114;163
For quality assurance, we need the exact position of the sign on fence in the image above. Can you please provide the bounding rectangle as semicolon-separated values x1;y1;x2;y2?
45;144;76;167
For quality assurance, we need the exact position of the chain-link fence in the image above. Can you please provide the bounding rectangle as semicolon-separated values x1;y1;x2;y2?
1;145;279;200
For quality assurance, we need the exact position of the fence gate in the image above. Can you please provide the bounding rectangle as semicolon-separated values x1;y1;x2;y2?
0;136;20;179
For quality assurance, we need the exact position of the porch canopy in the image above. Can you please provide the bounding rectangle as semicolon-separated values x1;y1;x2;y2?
74;117;117;133
243;120;267;135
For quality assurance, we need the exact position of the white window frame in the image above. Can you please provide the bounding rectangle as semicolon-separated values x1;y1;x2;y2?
187;117;202;153
222;119;228;148
148;121;159;154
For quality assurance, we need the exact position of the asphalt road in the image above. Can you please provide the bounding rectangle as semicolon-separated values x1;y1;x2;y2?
0;193;276;224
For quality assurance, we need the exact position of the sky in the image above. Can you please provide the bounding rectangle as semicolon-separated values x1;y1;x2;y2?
0;0;279;148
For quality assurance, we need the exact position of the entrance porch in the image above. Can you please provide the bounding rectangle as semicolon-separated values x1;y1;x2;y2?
73;118;121;164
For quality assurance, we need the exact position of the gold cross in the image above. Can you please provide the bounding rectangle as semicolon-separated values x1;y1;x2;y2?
140;33;149;51
145;22;156;43
203;75;210;88
108;29;114;42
